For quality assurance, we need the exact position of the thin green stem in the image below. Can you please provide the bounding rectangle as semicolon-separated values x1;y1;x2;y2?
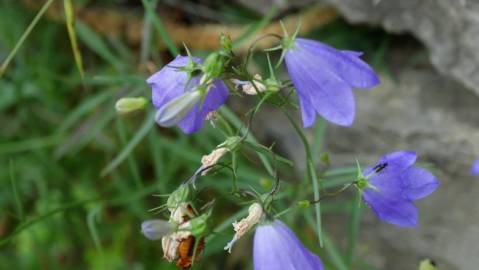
281;108;323;246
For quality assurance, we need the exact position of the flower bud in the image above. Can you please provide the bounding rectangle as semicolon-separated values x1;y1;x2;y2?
220;33;233;53
180;211;211;237
202;52;224;79
155;90;201;127
115;97;147;114
297;200;310;208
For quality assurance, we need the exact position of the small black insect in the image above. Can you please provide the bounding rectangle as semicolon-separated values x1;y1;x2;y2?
373;162;388;173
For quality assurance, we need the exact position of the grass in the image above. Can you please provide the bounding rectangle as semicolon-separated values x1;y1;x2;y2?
0;1;391;269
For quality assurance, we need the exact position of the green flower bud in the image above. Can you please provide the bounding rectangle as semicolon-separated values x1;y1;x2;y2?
202;52;225;80
220;33;233;53
419;259;438;270
320;152;330;164
356;175;369;190
184;212;211;237
167;185;190;209
259;178;272;189
264;78;281;92
297;200;310;208
115;97;147;114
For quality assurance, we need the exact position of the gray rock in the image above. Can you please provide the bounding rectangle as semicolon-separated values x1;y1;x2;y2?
257;63;479;269
322;0;479;96
326;66;479;270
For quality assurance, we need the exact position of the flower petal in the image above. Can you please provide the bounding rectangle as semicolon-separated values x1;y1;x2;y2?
363;189;418;227
400;167;439;200
141;219;175;240
471;158;479;176
177;79;229;133
294;38;380;89
253;220;324;270
285;47;355;126
297;93;317;127
147;56;201;109
365;150;417;175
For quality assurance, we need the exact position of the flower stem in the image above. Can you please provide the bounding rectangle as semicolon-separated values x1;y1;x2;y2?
281;108;323;246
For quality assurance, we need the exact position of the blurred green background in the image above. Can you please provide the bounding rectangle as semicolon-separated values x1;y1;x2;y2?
0;0;397;269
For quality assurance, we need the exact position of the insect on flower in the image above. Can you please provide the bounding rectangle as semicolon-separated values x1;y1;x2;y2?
166;203;206;269
142;201;206;269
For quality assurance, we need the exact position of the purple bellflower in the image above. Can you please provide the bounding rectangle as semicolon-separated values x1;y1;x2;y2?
147;55;228;134
359;150;439;227
253;219;324;270
284;37;380;127
471;158;479;176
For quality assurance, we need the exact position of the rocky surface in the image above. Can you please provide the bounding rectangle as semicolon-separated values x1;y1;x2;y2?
255;61;479;269
321;0;479;96
239;0;479;96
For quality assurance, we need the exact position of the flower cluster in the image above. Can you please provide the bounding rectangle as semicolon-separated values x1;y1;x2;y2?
131;26;440;270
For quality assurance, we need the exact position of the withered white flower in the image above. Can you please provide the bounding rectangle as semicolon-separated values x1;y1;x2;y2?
200;147;229;175
224;202;263;253
232;74;266;95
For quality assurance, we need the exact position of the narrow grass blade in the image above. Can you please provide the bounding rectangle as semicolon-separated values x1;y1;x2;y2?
141;0;179;56
9;159;24;221
346;189;362;268
76;21;123;69
232;5;278;48
305;214;348;270
87;205;103;252
100;110;155;177
55;90;112;133
116;118;143;188
0;0;56;77
0;134;64;155
63;0;84;78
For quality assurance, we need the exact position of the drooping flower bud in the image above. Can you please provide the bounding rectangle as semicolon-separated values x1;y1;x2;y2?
115;97;148;114
155;90;201;127
224;203;263;253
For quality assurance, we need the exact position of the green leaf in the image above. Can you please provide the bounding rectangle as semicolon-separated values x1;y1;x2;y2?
0;0;56;77
100;110;155;177
141;0;179;56
76;21;123;69
346;189;362;268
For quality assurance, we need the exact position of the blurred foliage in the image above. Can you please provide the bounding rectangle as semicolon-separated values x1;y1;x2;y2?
0;0;392;269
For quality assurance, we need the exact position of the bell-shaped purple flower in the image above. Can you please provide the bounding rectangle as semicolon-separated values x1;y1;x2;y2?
471;158;479;176
361;150;439;227
147;55;229;134
253;219;324;270
284;37;379;127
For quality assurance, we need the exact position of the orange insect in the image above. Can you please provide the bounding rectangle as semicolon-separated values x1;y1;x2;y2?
174;203;205;269
176;235;205;268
